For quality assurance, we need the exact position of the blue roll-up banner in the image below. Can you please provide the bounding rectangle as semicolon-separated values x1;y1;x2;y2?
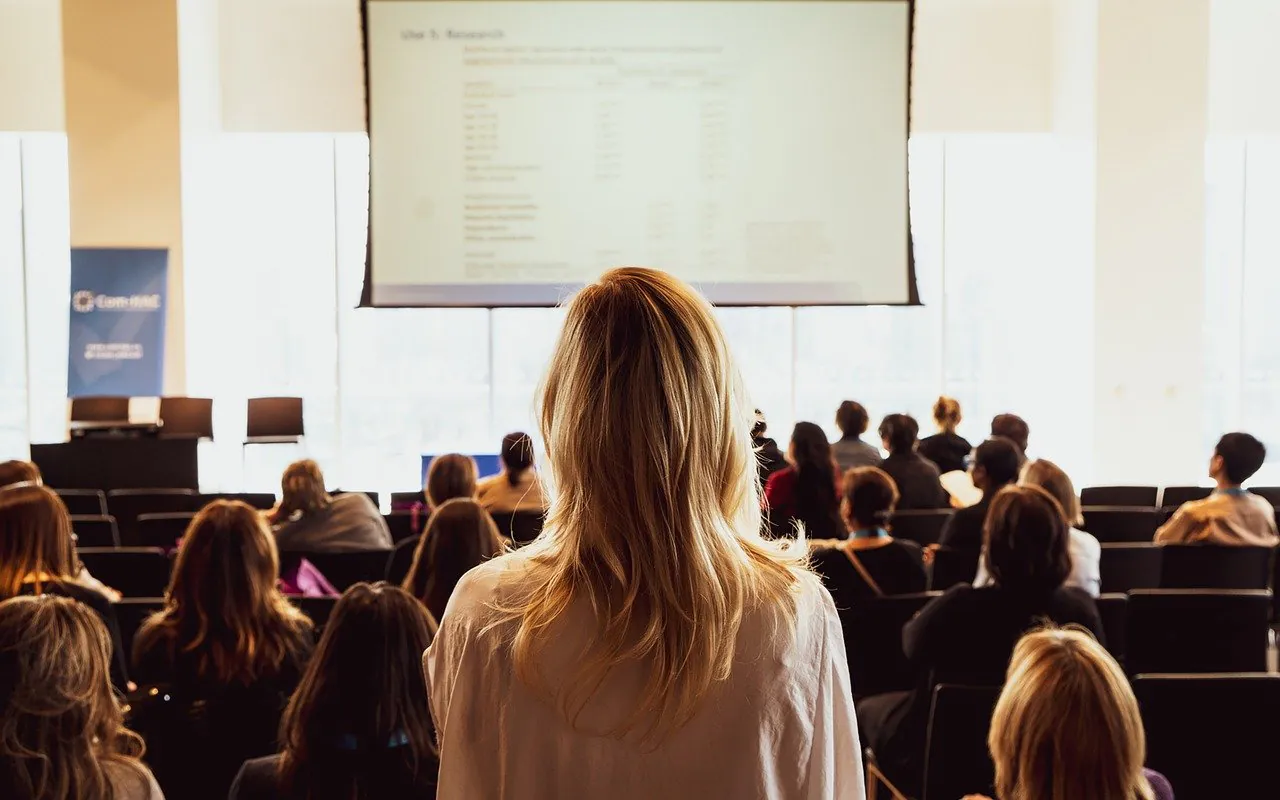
67;247;168;398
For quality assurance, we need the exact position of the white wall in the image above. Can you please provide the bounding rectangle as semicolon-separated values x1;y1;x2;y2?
0;0;64;131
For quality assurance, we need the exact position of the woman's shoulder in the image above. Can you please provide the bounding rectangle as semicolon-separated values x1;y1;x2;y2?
439;551;533;624
105;760;165;800
229;755;281;800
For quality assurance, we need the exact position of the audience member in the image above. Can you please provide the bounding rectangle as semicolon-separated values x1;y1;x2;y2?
938;437;1023;552
751;410;788;485
426;269;861;797
810;467;925;605
968;627;1174;800
1155;432;1279;546
0;596;164;799
975;459;1101;596
0;459;40;488
476;432;545;513
917;396;972;475
402;498;505;621
229;583;439;800
0;484;127;687
991;413;1030;457
857;485;1103;796
131;501;314;800
764;421;846;538
831;400;882;471
268;460;391;552
877;413;949;509
424;454;478;509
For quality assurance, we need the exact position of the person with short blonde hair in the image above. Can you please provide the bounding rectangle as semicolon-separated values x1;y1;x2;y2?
918;396;972;475
426;268;863;798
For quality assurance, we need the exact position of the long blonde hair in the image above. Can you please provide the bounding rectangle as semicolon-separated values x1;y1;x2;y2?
502;268;804;742
990;627;1155;800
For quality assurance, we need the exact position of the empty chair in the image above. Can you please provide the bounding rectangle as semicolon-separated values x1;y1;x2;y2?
158;397;214;439
1159;544;1273;590
1099;543;1163;593
286;595;339;632
137;513;196;550
70;396;130;423
55;488;107;516
1126;589;1271;674
889;509;952;547
1159;485;1214;508
385;535;420;585
71;515;120;548
840;592;939;699
1134;674;1280;800
1080;485;1158;507
928;545;978;592
113;597;164;660
490;511;545;546
1080;506;1166;543
106;489;196;545
279;550;391;592
245;397;304;443
384;510;419;543
1095;593;1128;664
921;685;1001;800
197;492;276;511
76;548;172;598
390;490;425;510
1248;486;1280;507
333;489;380;508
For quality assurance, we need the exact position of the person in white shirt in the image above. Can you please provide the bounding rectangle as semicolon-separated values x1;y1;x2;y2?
475;432;546;514
426;268;864;800
1155;432;1280;547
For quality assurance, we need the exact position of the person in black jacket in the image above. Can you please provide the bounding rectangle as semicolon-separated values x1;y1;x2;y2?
917;396;972;475
876;414;949;510
752;410;788;486
937;436;1024;554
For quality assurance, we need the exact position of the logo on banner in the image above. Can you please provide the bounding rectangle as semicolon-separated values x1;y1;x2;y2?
72;291;163;313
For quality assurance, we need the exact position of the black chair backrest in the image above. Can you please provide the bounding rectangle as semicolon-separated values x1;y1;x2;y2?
106;489;197;545
841;591;940;699
1159;485;1214;508
333;489;380;508
55;489;107;516
491;511;545;546
1095;592;1128;665
158;397;213;439
281;550;392;592
1080;506;1166;543
246;396;303;439
113;597;164;661
1126;589;1271;674
71;515;120;548
386;535;421;584
1099;543;1163;593
390;491;424;511
922;684;1001;800
70;396;130;423
286;595;339;633
928;545;977;592
1248;486;1280;507
1080;485;1158;507
76;547;172;598
196;492;276;511
1159;545;1273;590
889;509;953;547
384;511;419;544
137;513;196;550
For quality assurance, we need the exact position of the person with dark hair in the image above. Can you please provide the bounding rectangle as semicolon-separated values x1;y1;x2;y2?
1155;432;1278;546
856;485;1102;796
751;409;788;485
269;460;391;552
831;400;882;471
917;396;972;475
403;499;506;621
228;583;439;800
476;432;545;513
938;436;1024;554
809;467;925;606
0;459;40;489
764;421;845;538
876;414;948;510
991;413;1030;457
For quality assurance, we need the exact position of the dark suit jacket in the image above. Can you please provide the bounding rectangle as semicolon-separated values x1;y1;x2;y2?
938;496;991;552
754;436;788;486
879;452;949;510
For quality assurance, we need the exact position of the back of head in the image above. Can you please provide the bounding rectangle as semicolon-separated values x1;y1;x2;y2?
0;595;143;800
932;396;962;434
975;437;1024;491
841;467;899;530
1020;459;1083;527
991;413;1030;455
990;627;1152;800
983;485;1071;594
878;413;920;455
425;454;478;507
403;498;505;620
1215;432;1267;484
524;267;801;741
0;460;41;490
156;500;307;683
279;583;437;797
278;459;330;520
500;432;535;487
0;485;75;597
751;409;767;439
835;401;869;438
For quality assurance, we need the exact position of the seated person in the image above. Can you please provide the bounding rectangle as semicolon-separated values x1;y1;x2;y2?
831;400;882;471
425;453;478;509
917;396;972;475
991;412;1030;459
0;459;40;488
403;499;506;621
751;410;788;485
269;460;391;552
856;485;1103;797
476;432;545;514
877;413;950;510
938;437;1023;553
1155;432;1279;546
810;467;925;605
764;421;845;539
229;584;439;800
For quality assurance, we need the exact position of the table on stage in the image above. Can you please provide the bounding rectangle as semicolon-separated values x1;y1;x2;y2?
30;438;199;490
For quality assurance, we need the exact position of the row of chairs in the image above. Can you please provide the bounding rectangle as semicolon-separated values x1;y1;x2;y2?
1080;484;1280;508
891;506;1216;546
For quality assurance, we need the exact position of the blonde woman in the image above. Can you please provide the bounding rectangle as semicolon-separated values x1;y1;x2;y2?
426;269;863;798
918;396;971;475
965;627;1174;800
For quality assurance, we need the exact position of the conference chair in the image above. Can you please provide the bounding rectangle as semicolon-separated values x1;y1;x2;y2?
333;489;380;508
384;510;419;544
1134;674;1280;800
1080;485;1158;507
385;535;420;584
1095;593;1128;664
244;397;304;444
1125;589;1271;675
841;591;940;699
136;513;196;551
888;509;952;547
1159;485;1214;508
76;548;172;598
196;492;276;511
389;490;424;511
55;488;108;516
157;397;214;439
1080;506;1166;543
106;489;197;545
1099;542;1163;593
927;545;977;592
69;396;130;423
1159;544;1273;590
113;597;164;662
71;515;120;548
491;511;545;546
279;550;391;592
921;685;1001;800
287;595;339;633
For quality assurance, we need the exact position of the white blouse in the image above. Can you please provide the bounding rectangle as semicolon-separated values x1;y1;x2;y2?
425;553;865;799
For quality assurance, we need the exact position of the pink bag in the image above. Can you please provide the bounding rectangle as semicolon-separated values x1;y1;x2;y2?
279;557;340;597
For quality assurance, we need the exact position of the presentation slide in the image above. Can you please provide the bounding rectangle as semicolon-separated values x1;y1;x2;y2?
365;0;911;306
